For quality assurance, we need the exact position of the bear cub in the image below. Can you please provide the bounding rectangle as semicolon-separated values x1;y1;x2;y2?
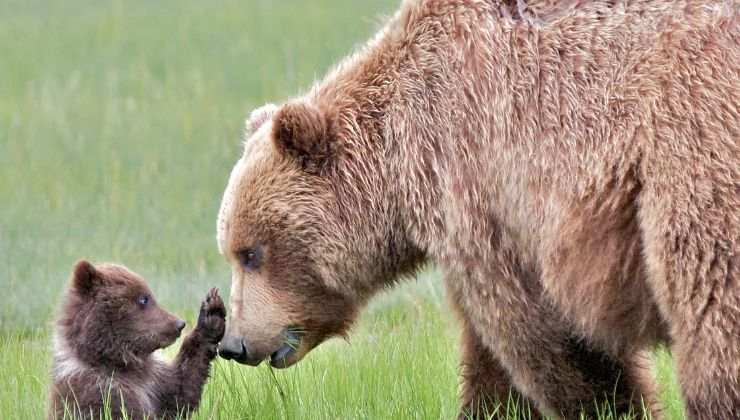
48;260;226;420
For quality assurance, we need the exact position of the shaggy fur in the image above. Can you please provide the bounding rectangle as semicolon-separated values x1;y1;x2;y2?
48;261;225;420
217;1;739;418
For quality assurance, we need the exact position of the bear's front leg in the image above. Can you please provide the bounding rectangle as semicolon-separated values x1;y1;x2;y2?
158;288;226;419
455;307;542;420
448;278;542;420
448;262;651;419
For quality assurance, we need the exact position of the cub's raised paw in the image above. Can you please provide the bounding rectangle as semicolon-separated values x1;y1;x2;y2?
196;288;226;343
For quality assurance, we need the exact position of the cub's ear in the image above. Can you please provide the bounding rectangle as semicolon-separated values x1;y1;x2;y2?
272;102;335;173
245;103;277;137
71;260;99;295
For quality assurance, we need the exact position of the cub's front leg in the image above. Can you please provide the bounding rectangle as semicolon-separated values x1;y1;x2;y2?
158;288;226;419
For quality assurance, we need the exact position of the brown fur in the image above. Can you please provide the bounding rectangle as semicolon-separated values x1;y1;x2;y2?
48;261;225;420
217;1;739;418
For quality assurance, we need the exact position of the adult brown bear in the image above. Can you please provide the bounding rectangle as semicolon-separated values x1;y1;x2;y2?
216;1;739;418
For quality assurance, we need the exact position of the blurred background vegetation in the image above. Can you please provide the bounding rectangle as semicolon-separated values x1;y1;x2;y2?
0;0;401;333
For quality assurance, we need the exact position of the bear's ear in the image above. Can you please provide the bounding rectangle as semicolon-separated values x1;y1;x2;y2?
245;103;277;137
272;102;335;173
71;260;99;295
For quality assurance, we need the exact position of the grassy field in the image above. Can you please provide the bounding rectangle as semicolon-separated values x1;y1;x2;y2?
0;1;686;418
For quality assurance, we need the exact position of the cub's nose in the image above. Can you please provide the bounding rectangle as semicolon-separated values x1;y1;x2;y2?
175;319;186;332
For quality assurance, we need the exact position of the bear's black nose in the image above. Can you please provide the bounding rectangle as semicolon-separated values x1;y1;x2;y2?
175;319;186;332
218;335;263;366
218;335;246;360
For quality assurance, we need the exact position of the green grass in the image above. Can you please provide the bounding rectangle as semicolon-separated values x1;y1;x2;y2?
0;0;687;418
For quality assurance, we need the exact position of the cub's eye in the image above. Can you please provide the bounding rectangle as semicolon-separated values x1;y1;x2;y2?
137;295;149;307
237;247;262;271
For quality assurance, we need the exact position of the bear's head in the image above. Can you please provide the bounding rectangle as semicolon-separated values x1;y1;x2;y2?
217;100;424;368
57;260;186;368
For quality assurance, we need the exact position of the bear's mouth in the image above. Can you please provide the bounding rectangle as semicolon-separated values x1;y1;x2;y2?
219;328;304;367
269;329;303;368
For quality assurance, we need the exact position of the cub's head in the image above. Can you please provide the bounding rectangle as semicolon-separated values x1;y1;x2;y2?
57;260;186;368
217;101;422;368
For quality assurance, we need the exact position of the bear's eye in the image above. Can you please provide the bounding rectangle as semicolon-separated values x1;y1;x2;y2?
237;247;262;271
137;295;150;307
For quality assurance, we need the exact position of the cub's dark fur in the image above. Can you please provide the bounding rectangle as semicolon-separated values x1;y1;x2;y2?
48;260;226;419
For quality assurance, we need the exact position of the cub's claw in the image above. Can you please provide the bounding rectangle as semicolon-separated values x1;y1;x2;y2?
196;288;226;343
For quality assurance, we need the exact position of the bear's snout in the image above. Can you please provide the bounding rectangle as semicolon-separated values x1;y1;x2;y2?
218;335;262;366
219;329;304;368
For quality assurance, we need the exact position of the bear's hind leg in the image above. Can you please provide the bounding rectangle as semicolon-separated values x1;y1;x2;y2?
639;142;740;419
642;211;740;420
